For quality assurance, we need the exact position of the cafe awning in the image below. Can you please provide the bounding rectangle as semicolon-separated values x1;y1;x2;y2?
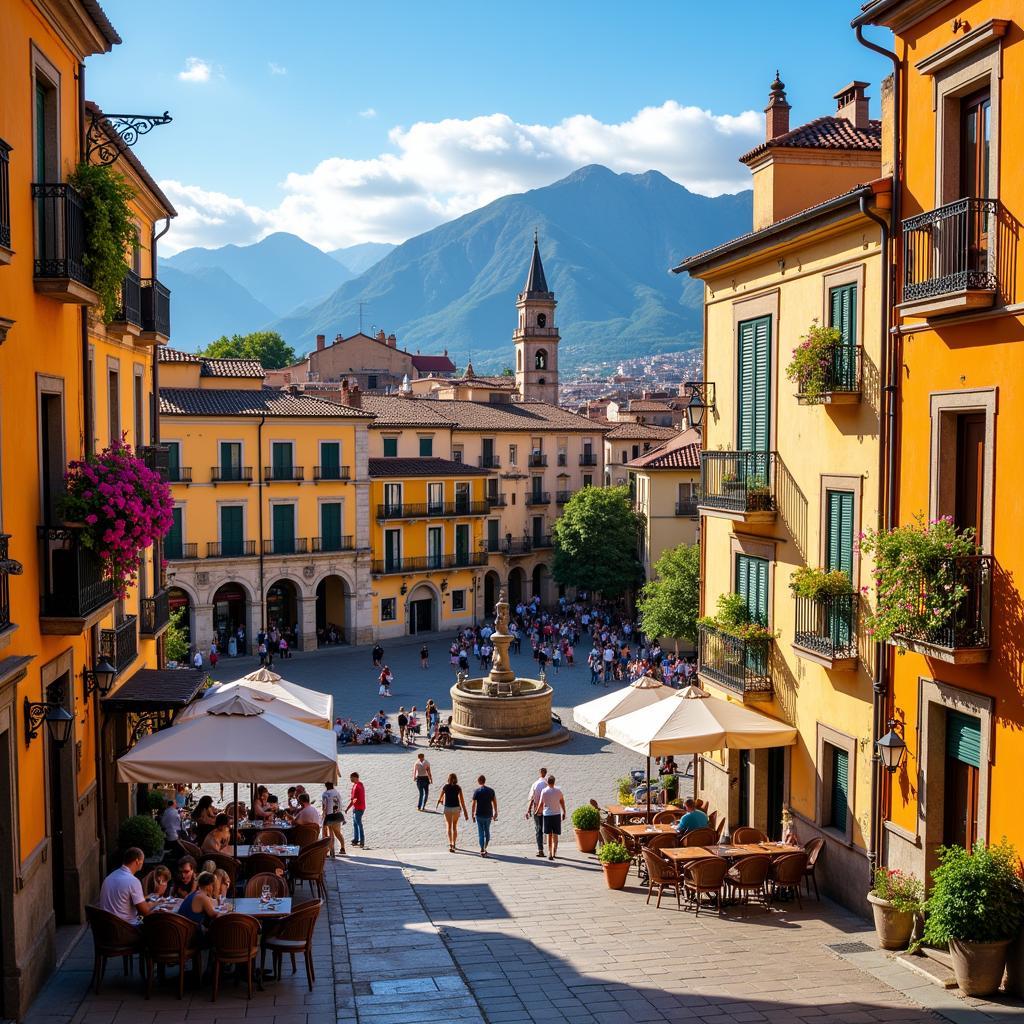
176;681;331;729
572;676;674;737
102;669;207;713
224;667;334;726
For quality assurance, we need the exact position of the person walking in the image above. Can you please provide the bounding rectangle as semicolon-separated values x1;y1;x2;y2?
346;772;366;849
538;775;566;860
397;707;409;745
420;643;429;670
471;775;497;857
321;780;346;857
413;752;432;811
437;773;468;852
372;643;384;668
525;768;549;858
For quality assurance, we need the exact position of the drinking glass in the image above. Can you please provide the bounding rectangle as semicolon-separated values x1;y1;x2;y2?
261;884;271;903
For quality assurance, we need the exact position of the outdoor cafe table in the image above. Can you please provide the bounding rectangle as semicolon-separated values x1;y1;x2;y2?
661;842;803;865
605;804;661;823
233;844;301;859
144;895;293;919
618;823;676;841
234;819;294;832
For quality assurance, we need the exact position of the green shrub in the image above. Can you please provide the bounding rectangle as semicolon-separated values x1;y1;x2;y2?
571;805;601;831
697;592;778;642
597;840;631;864
870;867;923;913
785;320;843;403
924;840;1024;944
790;566;851;600
661;774;678;799
616;777;634;803
146;789;167;813
117;814;165;859
164;608;190;664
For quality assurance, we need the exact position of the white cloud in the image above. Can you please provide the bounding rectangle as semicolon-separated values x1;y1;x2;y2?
269;62;287;76
358;108;377;119
178;57;215;84
159;101;762;253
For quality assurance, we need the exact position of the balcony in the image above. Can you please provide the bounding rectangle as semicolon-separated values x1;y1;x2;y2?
0;533;17;643
792;592;858;671
107;269;142;340
556;490;574;505
699;451;777;524
263;538;309;556
579;452;598;466
532;534;553;549
141;444;170;481
167;466;192;485
478;455;501;469
371;551;488;575
890;554;992;665
0;140;10;262
100;615;139;675
525;491;551;506
376;501;489;520
312;536;355;553
314;465;351;481
528;453;547;468
166;541;198;560
211;466;253;484
38;526;115;634
139;590;171;637
265;465;304;482
139;278;171;343
32;183;99;304
795;345;862;405
206;541;257;559
487;493;507;507
697;624;772;700
675;498;699;517
900;197;1000;318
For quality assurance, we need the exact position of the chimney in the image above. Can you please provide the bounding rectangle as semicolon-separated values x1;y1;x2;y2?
387;333;397;348
316;333;325;351
377;330;386;343
765;71;791;140
335;333;344;345
347;383;362;409
835;81;870;131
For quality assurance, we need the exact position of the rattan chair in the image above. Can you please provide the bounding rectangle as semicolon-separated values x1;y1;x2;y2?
261;899;322;990
288;837;331;899
223;801;247;821
706;810;718;830
244;872;289;898
768;851;808;909
254;830;288;845
85;905;143;995
203;852;241;888
141;912;201;1000
290;823;321;849
803;837;825;899
680;826;718;847
652;809;683;825
726;854;771;914
208;913;261;1001
681;856;729;917
732;826;769;844
642;848;682;909
245;852;288;879
177;839;203;861
646;832;679;855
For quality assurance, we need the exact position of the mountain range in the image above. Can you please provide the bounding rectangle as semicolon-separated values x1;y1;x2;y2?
161;166;753;369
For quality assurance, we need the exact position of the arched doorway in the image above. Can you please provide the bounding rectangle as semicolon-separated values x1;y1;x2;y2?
483;570;501;621
168;587;191;643
212;583;247;653
316;575;350;645
508;566;526;609
532;563;548;605
266;578;300;649
407;583;437;635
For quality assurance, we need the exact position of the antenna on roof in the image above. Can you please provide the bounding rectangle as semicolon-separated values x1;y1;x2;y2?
358;301;369;334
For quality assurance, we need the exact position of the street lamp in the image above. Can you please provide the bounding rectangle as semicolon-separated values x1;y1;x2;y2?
876;719;907;774
82;658;117;699
24;697;75;747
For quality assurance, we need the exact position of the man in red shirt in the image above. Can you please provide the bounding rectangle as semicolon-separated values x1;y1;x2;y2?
346;771;366;848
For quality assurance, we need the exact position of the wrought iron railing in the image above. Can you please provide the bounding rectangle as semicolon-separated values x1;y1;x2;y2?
141;278;171;337
314;465;351;481
312;536;354;552
0;140;10;251
265;465;304;481
487;493;507;507
211;466;253;483
793;592;858;661
579;452;598;466
376;501;488;519
140;590;170;636
371;551;488;574
32;183;90;284
532;534;554;548
700;451;777;514
528;453;547;467
525;491;550;506
675;498;699;517
698;624;772;697
100;615;138;674
796;344;861;399
556;490;574;504
113;269;142;326
478;454;501;468
902;197;999;303
263;537;309;556
38;526;114;620
167;465;192;484
165;541;198;560
206;540;257;558
0;534;13;634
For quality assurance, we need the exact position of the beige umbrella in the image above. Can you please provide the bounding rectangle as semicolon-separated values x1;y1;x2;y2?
573;676;673;737
177;681;331;729
224;667;334;727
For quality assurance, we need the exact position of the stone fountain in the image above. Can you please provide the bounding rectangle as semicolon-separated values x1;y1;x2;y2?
449;587;569;749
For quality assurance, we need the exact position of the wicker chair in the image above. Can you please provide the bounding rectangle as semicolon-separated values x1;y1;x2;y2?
642;849;682;909
245;853;288;879
261;899;322;990
288;838;331;899
732;826;769;844
725;854;771;914
679;826;718;847
768;852;808;909
652;809;683;825
177;839;203;861
646;832;679;856
85;905;143;995
681;856;729;917
255;830;288;845
223;801;247;821
706;810;718;830
803;837;825;899
244;872;289;898
714;816;727;842
208;913;261;1001
203;852;241;888
290;823;321;850
141;912;201;1000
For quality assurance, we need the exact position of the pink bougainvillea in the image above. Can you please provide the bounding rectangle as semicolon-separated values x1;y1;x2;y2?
59;437;174;598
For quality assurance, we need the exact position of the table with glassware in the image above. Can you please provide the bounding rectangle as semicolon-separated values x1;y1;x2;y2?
233;844;301;859
605;804;661;824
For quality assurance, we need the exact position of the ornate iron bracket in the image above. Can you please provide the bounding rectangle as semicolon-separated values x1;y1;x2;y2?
86;111;173;166
121;710;165;756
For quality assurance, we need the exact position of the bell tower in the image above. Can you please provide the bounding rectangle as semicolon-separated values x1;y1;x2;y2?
514;232;559;405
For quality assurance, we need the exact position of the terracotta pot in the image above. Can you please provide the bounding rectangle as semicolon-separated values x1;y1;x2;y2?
574;828;599;854
948;936;1012;997
601;861;630;890
1004;929;1024;997
867;893;915;950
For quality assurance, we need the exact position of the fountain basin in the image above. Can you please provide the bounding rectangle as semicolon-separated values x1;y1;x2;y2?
449;676;570;750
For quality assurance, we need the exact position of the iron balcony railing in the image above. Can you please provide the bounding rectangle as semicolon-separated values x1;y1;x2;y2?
376;501;488;519
206;540;257;558
478;454;501;468
0;140;10;251
503;538;533;556
793;592;858;662
141;444;170;480
0;534;13;634
902;197;1000;303
371;551;488;574
32;182;90;284
211;466;253;483
698;624;773;698
528;453;548;467
141;278;171;337
579;452;598;466
312;535;355;552
139;590;171;636
263;537;309;556
165;541;198;560
700;451;777;514
532;534;554;548
796;344;861;399
38;526;114;621
487;493;507;507
525;491;551;506
675;497;699;517
314;465;351;481
113;269;142;326
167;465;192;484
100;615;138;675
556;490;574;504
265;465;304;482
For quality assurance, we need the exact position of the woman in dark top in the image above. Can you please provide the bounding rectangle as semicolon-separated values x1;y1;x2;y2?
177;871;219;933
471;775;498;857
436;773;468;852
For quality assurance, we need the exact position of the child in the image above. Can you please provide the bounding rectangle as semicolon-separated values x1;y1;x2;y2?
144;864;172;896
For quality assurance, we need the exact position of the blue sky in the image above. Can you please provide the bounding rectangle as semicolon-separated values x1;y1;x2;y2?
86;1;892;253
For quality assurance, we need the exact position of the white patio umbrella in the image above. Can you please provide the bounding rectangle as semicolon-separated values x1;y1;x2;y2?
572;676;673;737
225;667;334;727
177;680;331;729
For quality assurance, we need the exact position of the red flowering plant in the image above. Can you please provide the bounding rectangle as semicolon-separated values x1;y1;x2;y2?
785;320;842;403
58;437;174;598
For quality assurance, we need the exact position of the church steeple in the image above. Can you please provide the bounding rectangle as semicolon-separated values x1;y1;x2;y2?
523;229;551;296
513;232;559;405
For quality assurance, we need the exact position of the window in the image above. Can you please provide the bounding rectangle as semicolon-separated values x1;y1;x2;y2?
319;441;341;478
827;284;858;391
33;62;59;182
508;444;517;466
220;441;242;480
271;503;295;554
418;435;433;457
954;413;985;539
107;367;120;445
535;349;547;370
368;374;378;391
451;590;466;612
384;529;401;572
133;368;145;447
381;597;396;621
165;506;183;559
320;502;342;550
428;482;444;514
383;483;402;515
220;505;244;557
486;518;500;551
825;742;849;832
427;526;442;568
737;315;771;451
532;516;543;544
165;441;182;482
39;388;64;525
735;553;769;625
382;436;398;458
454;523;470;565
454;481;470;512
451;445;463;463
270;441;293;479
582;474;592;488
944;710;981;848
825;490;854;578
960;88;991;199
621;450;627;463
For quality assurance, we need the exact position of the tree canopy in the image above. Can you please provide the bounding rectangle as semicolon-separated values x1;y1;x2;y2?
552;485;643;597
199;331;297;369
637;542;700;650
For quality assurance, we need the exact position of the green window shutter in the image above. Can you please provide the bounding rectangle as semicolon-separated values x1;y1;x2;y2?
272;504;295;554
830;747;849;831
946;711;982;769
220;506;243;556
385;529;401;570
825;490;855;579
455;524;470;564
735;554;769;625
487;519;499;548
272;442;292;475
737;316;771;451
166;442;180;478
220;442;241;478
828;284;857;390
383;437;397;458
165;507;183;559
419;436;433;457
320;442;340;474
321;503;341;548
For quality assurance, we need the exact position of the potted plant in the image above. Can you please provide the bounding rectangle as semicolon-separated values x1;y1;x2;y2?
698;593;779;649
571;805;601;853
924;840;1024;996
785;320;842;404
597;840;632;889
867;868;922;950
745;476;773;511
616;777;635;804
117;814;165;861
789;567;852;600
145;789;167;817
661;773;678;802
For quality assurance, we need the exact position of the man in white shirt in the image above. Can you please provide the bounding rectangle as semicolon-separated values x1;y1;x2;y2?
321;781;346;858
525;768;549;858
159;799;181;843
97;848;151;926
537;775;567;860
602;645;615;685
294;793;321;827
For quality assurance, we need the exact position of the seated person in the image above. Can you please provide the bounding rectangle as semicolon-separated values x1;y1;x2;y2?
144;864;173;897
211;867;232;900
172;855;199;898
252;785;274;822
201;814;232;854
266;794;282;821
98;847;152;925
437;716;453;747
658;756;679;777
383;722;394;743
192;795;218;827
674;798;710;835
176;871;221;933
293;792;321;827
333;717;345;741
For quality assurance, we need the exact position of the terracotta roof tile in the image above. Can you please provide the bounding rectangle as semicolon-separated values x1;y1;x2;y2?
627;399;673;412
740;116;882;164
199;358;265;379
158;347;202;363
605;423;679;441
626;430;702;470
369;457;490;478
445;400;606;433
360;395;457;428
410;354;456;372
159;387;374;418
